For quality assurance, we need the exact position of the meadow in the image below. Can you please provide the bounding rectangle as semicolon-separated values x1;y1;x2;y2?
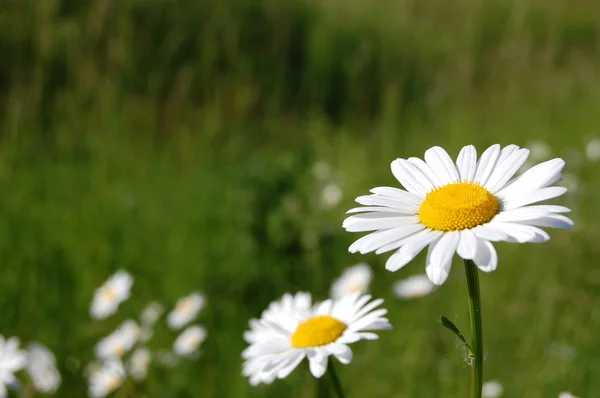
0;0;599;396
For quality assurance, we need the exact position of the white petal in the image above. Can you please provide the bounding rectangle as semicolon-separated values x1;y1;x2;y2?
328;344;353;365
424;146;460;185
471;224;508;242
384;230;443;271
349;224;425;254
484;148;530;193
425;231;460;285
276;352;305;379
375;227;437;255
369;187;423;207
492;207;550;223
518;214;573;229
473;144;501;186
407;157;444;187
496;158;565;198
473;239;498;272
391;159;433;196
502;187;567;210
457;229;478;260
343;214;420;232
496;144;520;164
346;206;415;215
355;195;419;212
307;350;328;378
489;222;549;243
456;145;477;182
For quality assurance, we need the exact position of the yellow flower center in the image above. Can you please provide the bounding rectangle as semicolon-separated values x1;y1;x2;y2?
347;281;365;293
101;286;117;301
418;183;499;231
176;299;193;314
291;316;347;348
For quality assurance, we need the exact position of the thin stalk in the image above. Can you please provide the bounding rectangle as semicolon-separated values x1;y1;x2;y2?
327;360;347;398
464;259;483;398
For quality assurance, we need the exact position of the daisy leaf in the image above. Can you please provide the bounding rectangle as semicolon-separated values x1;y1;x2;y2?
439;316;473;356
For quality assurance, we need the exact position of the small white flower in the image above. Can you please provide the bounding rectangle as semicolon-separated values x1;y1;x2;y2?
88;359;125;398
0;336;27;398
127;348;151;381
585;137;600;161
312;161;331;181
140;301;164;326
167;292;206;330
322;183;343;208
96;320;140;359
344;144;573;285
173;325;207;357
393;274;436;299
26;343;61;393
559;392;579;398
90;270;133;319
482;380;503;397
242;292;391;385
139;326;154;344
330;263;372;299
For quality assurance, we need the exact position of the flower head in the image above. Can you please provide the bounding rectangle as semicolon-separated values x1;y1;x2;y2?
393;274;436;299
344;144;573;285
87;359;125;398
330;263;372;299
585;137;600;161
127;348;151;381
242;292;391;385
0;336;27;397
482;380;504;397
173;325;207;357
167;292;206;330
26;343;61;393
559;393;579;398
90;270;133;319
95;320;140;359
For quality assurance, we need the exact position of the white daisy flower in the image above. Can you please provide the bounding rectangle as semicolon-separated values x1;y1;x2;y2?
343;144;573;285
90;270;134;319
585;137;600;161
392;274;436;299
242;292;391;386
167;292;206;330
88;359;125;398
559;392;579;398
26;343;61;393
127;348;151;381
140;301;164;326
96;320;140;359
321;183;343;208
173;325;207;357
0;336;27;398
330;263;372;299
482;380;504;397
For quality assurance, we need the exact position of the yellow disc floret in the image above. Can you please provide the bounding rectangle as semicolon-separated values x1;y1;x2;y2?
418;183;499;231
291;316;347;348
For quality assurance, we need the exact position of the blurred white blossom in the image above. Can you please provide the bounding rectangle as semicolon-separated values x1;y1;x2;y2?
26;343;61;394
482;380;503;397
88;359;125;398
585;138;600;161
167;293;206;330
330;263;372;299
174;325;207;357
0;336;27;398
96;320;140;359
90;270;133;320
128;348;151;381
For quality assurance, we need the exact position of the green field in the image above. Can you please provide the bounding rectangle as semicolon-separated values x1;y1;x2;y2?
1;0;599;396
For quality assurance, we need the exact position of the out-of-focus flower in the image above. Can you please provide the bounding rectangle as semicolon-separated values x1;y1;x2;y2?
312;161;331;181
140;302;164;327
88;359;125;398
559;392;579;398
321;183;343;208
90;270;133;320
128;348;151;381
173;326;207;357
585;138;600;161
0;336;27;398
527;140;551;161
330;263;372;299
482;380;503;397
26;343;61;393
393;275;436;299
95;320;140;359
167;292;206;330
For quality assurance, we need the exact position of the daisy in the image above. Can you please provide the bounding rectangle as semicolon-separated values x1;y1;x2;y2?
88;359;125;398
482;380;503;397
173;325;207;357
0;336;27;398
559;393;579;398
321;183;343;208
242;292;391;386
167;292;206;330
26;343;61;393
343;144;573;285
585;137;600;161
95;320;140;359
90;270;134;319
392;274;436;299
330;263;372;299
140;301;164;326
128;348;151;381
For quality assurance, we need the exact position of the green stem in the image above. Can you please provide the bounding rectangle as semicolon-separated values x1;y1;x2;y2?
327;360;347;398
464;259;483;398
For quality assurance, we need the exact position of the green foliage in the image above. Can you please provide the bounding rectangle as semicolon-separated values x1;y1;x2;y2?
0;0;599;396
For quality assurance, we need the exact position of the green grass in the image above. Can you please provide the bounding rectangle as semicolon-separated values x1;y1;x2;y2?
0;0;599;396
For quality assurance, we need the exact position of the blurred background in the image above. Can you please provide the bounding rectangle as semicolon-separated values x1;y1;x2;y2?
0;0;599;396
